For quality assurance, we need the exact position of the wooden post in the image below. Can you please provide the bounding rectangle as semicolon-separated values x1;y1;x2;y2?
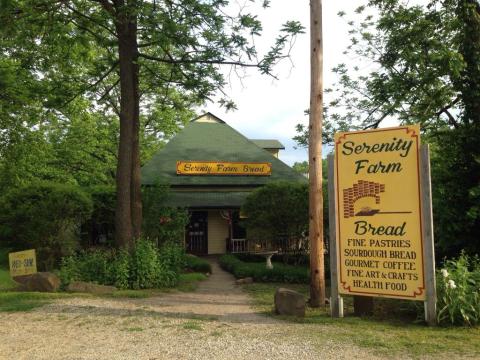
328;154;343;317
420;145;437;326
308;0;326;307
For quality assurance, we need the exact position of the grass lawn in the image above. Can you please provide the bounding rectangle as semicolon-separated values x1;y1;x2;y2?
244;283;480;358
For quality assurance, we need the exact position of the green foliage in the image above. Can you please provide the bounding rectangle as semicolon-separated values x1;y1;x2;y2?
0;268;16;291
242;181;308;250
437;253;480;326
294;0;480;258
142;184;190;246
291;161;309;176
0;182;93;270
430;128;480;258
158;241;186;275
82;185;116;247
184;254;212;274
59;239;182;290
129;239;176;289
219;254;309;284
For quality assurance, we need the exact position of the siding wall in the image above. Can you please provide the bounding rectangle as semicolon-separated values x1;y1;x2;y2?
207;210;228;254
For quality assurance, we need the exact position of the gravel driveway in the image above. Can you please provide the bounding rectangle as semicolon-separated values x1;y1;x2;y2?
0;261;384;360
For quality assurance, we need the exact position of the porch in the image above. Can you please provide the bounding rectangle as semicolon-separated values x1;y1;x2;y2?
184;209;308;256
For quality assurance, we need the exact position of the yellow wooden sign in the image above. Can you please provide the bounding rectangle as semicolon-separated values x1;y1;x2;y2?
176;161;271;176
334;125;425;300
9;249;37;277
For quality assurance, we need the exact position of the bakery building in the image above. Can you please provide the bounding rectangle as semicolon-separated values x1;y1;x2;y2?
141;113;306;255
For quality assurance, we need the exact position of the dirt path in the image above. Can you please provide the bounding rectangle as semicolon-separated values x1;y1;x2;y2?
0;260;383;360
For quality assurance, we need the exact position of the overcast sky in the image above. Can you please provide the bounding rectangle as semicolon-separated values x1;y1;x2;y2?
199;0;367;165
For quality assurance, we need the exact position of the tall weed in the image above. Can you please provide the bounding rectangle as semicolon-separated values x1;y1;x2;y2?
437;252;480;326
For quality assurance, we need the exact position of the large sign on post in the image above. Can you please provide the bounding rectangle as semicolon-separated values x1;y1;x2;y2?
334;125;425;300
9;249;37;277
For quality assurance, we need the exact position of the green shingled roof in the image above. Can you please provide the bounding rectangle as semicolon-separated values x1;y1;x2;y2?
164;191;251;208
141;115;306;186
250;139;285;149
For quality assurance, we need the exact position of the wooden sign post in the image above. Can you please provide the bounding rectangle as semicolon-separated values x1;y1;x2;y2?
329;126;436;325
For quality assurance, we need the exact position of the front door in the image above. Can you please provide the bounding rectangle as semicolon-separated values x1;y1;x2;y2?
186;211;208;255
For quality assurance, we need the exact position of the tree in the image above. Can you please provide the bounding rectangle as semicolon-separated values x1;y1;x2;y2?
242;182;309;251
1;1;304;248
295;0;480;257
292;161;309;177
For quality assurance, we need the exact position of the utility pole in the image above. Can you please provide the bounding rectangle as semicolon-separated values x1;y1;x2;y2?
309;0;326;307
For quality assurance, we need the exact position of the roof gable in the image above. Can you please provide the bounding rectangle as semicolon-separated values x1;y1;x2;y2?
141;116;305;186
191;112;225;124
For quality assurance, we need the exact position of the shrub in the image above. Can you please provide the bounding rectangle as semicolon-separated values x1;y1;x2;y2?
219;254;309;283
129;239;174;289
159;241;186;273
82;185;116;247
184;254;212;273
59;239;182;290
436;252;480;326
0;182;93;270
242;181;308;251
106;249;130;289
142;184;189;246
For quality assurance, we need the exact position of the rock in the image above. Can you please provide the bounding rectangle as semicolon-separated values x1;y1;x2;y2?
235;277;253;285
274;288;305;317
15;272;61;292
67;281;117;294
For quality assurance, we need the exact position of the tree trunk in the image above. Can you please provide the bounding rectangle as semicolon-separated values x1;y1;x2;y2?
115;11;139;249
309;0;326;307
131;57;142;240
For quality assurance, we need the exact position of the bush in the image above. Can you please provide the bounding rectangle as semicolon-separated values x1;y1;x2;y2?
159;241;186;274
242;181;308;251
82;185;116;247
142;184;189;246
59;239;183;290
0;182;93;270
132;240;180;288
184;254;212;273
436;252;480;326
219;254;309;283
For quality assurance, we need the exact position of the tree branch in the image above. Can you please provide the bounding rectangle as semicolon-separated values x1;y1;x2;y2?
435;96;460;128
138;53;261;68
93;0;116;17
61;61;119;107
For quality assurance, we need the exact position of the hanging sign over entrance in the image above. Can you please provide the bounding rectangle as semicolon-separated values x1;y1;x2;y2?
176;161;271;176
334;125;425;300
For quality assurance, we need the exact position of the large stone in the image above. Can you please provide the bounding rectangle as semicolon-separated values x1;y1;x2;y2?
274;288;305;317
15;272;61;292
67;281;117;294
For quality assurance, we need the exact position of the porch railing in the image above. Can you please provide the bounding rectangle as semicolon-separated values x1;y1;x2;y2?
230;238;247;253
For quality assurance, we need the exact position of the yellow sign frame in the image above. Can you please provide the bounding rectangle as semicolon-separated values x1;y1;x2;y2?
334;125;425;300
9;249;37;277
176;161;272;176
